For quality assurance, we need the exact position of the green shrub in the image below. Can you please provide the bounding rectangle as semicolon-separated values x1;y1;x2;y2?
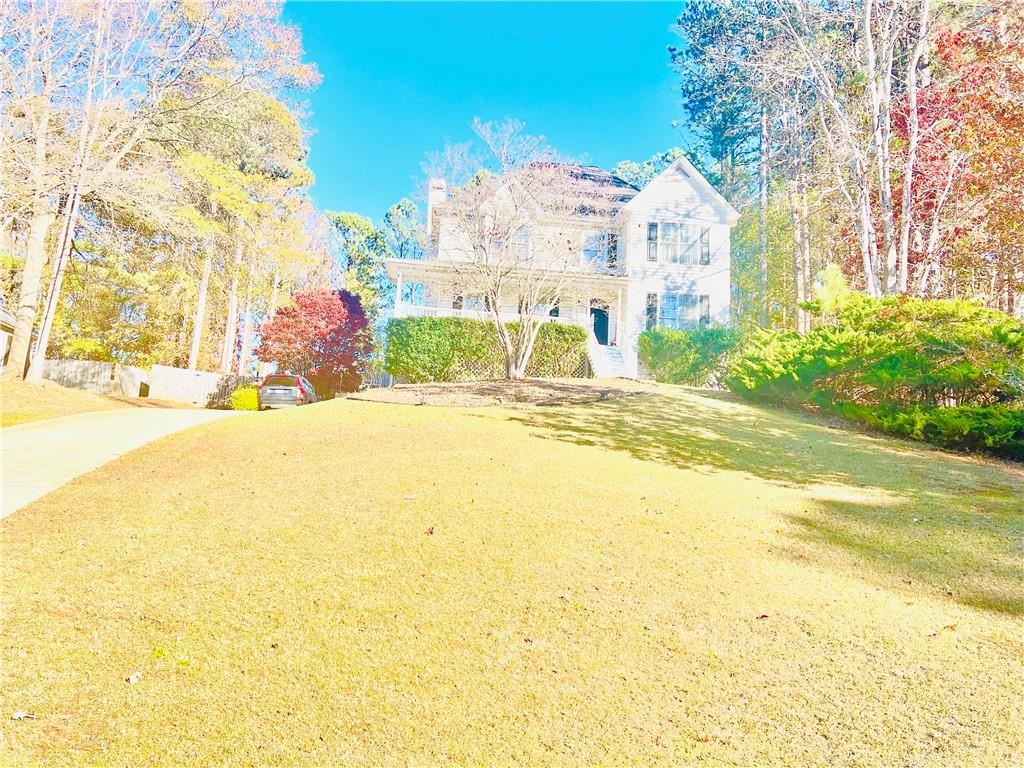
833;403;1024;460
725;294;1024;458
638;326;740;386
228;385;258;411
524;323;588;378
727;295;1024;407
385;317;588;383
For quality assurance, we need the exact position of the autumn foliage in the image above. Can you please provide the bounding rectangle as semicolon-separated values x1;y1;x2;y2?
255;289;370;391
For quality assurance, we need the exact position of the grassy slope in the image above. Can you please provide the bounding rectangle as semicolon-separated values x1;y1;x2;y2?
1;385;1021;766
1;379;121;427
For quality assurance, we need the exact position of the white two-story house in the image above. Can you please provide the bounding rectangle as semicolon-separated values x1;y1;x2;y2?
385;155;739;378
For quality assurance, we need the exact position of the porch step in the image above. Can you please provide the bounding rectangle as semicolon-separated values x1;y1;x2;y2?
589;345;630;378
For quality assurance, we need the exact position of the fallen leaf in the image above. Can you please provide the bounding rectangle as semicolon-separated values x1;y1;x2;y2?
126;671;141;685
426;526;434;535
756;614;769;620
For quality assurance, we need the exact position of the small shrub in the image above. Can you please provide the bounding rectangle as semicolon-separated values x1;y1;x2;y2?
638;326;740;386
229;385;258;411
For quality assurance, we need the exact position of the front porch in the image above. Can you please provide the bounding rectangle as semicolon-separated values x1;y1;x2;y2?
389;261;630;349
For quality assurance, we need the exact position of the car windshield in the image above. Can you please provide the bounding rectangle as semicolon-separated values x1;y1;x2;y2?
265;376;297;387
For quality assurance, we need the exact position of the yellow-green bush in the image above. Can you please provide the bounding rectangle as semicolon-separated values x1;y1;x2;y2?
229;385;258;411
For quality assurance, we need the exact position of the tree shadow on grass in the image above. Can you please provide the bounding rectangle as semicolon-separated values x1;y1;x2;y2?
509;388;1024;615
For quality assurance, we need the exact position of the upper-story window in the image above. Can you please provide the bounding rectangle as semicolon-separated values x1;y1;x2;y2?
583;232;619;269
510;227;530;260
647;222;713;265
660;223;685;263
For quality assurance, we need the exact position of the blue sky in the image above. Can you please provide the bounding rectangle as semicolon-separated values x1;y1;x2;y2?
283;1;689;221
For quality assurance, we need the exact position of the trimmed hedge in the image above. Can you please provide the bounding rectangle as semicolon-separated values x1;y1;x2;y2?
725;294;1024;459
385;316;588;383
638;326;740;386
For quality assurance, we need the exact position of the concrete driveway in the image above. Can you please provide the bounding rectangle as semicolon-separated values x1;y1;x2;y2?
1;407;239;519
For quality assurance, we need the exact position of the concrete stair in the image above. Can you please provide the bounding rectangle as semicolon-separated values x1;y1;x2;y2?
587;334;631;378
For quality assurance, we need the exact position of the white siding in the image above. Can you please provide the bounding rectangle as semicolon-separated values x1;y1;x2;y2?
614;164;734;378
390;158;737;380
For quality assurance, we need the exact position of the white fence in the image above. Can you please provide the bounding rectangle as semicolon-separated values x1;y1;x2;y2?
41;359;253;406
42;359;148;397
148;365;255;407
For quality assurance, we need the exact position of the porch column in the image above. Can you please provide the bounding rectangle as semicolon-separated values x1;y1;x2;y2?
616;287;623;346
395;271;404;315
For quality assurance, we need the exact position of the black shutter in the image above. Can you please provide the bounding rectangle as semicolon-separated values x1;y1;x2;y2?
699;228;711;265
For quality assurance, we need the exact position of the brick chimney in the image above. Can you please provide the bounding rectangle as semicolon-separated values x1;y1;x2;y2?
426;178;447;239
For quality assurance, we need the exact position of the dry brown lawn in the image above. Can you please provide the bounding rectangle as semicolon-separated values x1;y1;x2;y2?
1;381;1021;766
1;378;196;427
0;378;121;427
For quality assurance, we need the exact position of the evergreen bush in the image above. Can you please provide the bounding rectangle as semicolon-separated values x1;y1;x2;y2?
725;294;1024;458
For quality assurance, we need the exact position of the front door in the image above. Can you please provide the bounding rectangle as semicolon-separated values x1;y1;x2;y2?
590;305;609;345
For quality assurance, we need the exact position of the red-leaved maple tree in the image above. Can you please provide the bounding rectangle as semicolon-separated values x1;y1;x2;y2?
889;21;1024;305
255;289;370;388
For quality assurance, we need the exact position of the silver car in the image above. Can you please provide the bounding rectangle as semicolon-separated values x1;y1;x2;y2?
257;374;319;410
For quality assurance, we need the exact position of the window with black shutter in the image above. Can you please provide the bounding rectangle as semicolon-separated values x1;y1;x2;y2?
647;222;658;262
645;293;658;330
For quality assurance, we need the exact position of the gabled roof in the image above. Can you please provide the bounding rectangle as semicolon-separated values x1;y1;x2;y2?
622;155;741;225
558;164;640;207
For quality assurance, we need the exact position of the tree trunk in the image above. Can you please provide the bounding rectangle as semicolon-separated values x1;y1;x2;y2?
27;188;81;381
237;257;255;375
4;100;53;381
220;238;244;374
898;0;930;294
759;103;769;328
4;205;54;380
188;250;211;371
270;266;280;317
787;181;807;333
798;174;812;332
